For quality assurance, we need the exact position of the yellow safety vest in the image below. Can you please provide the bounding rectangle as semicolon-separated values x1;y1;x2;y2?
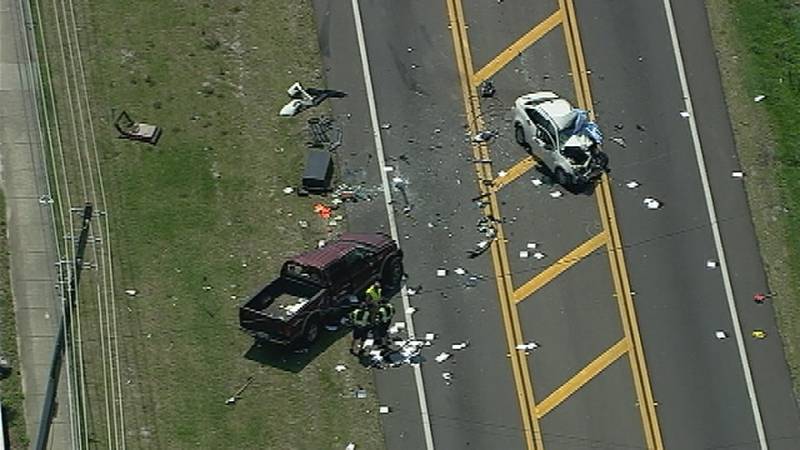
350;308;370;328
365;284;382;302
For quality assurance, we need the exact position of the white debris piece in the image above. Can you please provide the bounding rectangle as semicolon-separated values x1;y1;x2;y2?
454;267;466;275
476;240;490;249
379;406;391;414
335;364;347;372
442;372;453;381
436;269;447;277
519;250;530;259
346;443;356;450
516;342;540;350
643;197;662;210
754;95;766;103
706;259;718;269
380;122;392;129
435;352;451;363
406;307;417;315
526;242;538;249
451;342;469;351
625;181;640;189
318;240;327;248
498;170;508;177
715;330;728;339
472;131;497;143
124;289;138;297
425;333;436;341
363;338;374;348
389;322;406;334
282;186;294;194
549;191;563;198
383;166;395;172
680;111;690;118
531;178;543;186
406;287;417;296
731;171;744;178
533;252;546;260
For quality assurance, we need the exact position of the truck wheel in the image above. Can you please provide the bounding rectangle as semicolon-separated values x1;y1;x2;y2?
514;124;528;148
382;256;404;290
555;168;572;187
302;318;320;345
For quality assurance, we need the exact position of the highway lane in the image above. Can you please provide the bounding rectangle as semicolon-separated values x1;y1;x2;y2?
575;0;800;448
312;0;800;448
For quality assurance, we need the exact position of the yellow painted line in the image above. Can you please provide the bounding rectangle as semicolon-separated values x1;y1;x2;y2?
472;9;564;87
513;231;607;304
560;0;663;448
535;338;630;418
492;156;537;192
448;0;542;448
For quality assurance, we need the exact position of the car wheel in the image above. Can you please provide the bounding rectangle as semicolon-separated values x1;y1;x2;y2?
303;317;320;344
555;167;572;187
514;124;528;147
595;151;610;172
382;256;404;290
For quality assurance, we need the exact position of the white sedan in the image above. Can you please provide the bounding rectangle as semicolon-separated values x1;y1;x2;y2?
512;91;609;187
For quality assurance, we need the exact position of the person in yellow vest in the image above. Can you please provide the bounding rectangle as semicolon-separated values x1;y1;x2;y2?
349;306;372;356
365;280;383;304
373;299;396;350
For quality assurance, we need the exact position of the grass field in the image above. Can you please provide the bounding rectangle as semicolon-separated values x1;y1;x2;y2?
706;0;800;396
0;192;28;448
35;0;384;448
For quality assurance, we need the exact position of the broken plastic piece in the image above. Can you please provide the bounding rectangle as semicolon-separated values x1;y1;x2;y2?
643;197;661;210
715;330;728;339
752;330;767;339
472;131;497;143
531;178;543;186
549;191;563;198
533;252;546;260
454;267;466;275
680;111;690;118
515;342;539;350
435;352;451;363
625;181;640;189
451;342;469;351
706;260;718;269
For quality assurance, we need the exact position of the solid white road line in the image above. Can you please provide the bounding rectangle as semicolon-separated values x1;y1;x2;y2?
349;0;436;449
660;1;768;448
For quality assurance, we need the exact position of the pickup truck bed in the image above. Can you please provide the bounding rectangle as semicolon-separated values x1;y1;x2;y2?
240;277;325;343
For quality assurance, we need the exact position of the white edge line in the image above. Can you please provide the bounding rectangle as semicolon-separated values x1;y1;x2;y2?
349;0;435;449
661;0;768;448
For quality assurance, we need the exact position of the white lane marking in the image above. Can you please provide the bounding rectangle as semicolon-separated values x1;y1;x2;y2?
660;1;768;448
350;1;435;448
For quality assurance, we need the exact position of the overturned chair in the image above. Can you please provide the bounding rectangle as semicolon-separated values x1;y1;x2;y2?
114;110;162;145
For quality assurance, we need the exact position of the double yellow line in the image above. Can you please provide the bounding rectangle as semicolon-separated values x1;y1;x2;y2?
560;0;663;447
446;1;543;448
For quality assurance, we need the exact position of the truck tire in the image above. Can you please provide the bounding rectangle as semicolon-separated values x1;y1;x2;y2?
381;256;404;290
514;123;528;148
302;317;320;345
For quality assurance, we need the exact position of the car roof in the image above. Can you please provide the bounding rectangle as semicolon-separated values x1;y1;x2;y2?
290;233;391;270
536;99;578;131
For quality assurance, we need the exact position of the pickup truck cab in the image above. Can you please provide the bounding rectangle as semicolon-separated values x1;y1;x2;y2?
513;91;609;187
239;233;403;346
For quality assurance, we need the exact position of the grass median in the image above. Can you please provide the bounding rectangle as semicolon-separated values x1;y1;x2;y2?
707;0;800;397
37;0;384;448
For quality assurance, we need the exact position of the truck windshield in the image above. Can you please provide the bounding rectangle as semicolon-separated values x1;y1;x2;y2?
283;262;323;285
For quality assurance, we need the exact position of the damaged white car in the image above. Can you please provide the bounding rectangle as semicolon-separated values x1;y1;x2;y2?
513;91;609;187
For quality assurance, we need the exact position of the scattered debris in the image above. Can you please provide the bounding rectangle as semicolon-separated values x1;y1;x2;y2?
614;123;624;131
531;178;543;186
38;194;53;205
610;137;627;148
298;220;308;228
753;95;766;103
715;330;728;340
472;130;497;143
680;111;690;118
752;330;767;339
307;116;342;151
335;364;347;372
279;82;347;116
442;372;453;381
451;342;469;351
519;250;529;259
313;203;333;219
643;197;662;210
325;324;339;331
526;242;538;249
114;110;162;145
753;293;772;304
731;171;744;178
346;443;356;450
498;170;508;178
625;181;640;189
636;124;647;132
225;376;254;405
533;252;546;260
379;406;391;414
124;289;138;297
549;191;563;198
282;186;294;195
318;239;327;248
454;267;466;275
467;239;493;259
435;352;451;363
479;80;496;98
706;260;718;269
380;122;392;130
515;342;539;351
353;387;368;399
425;333;436;341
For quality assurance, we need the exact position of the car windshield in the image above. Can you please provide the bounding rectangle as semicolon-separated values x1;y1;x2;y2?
283;262;322;285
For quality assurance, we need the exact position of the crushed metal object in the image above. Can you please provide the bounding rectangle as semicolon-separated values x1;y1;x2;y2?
279;82;347;116
114;110;162;145
306;116;342;151
479;80;496;98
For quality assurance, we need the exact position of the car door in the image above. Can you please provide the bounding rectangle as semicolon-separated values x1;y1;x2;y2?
530;110;558;167
342;247;376;297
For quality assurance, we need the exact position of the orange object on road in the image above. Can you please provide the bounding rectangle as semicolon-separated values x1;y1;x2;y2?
313;203;332;219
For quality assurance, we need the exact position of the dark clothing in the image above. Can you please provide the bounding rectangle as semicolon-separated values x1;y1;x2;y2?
373;321;390;342
353;326;369;340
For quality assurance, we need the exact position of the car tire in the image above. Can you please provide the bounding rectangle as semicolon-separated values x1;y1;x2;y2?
555;167;572;187
302;316;320;345
381;256;404;290
514;124;528;148
595;151;610;172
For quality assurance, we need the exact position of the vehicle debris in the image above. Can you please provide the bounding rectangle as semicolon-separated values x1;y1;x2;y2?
715;330;728;339
643;197;662;210
706;260;718;269
610;137;627;148
472;130;498;143
425;333;436;341
435;352;451;363
479;80;496;98
451;342;469;351
313;203;333;219
467;239;493;259
225;376;254;405
753;292;772;304
680;111;690;118
442;372;453;381
454;267;466;275
306;116;342;151
531;178;543;186
282;186;295;195
532;252;546;260
38;194;53;205
124;289;138;297
516;342;540;351
346;443;356;450
549;191;563;198
299;149;334;195
379;406;391;414
353;387;368;399
519;251;529;259
625;181;640;189
335;364;347;372
513;91;609;186
752;330;767;339
526;242;538;249
731;171;744;178
753;95;766;103
279;82;347;117
436;269;448;277
114;110;162;145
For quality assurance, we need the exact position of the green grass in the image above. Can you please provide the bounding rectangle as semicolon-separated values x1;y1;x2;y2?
706;0;800;396
35;0;384;448
0;192;29;449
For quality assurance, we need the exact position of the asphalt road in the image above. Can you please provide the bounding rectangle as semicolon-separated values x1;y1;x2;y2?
311;0;800;449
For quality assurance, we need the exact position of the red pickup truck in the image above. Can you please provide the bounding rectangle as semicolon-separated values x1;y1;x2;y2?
239;233;403;346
